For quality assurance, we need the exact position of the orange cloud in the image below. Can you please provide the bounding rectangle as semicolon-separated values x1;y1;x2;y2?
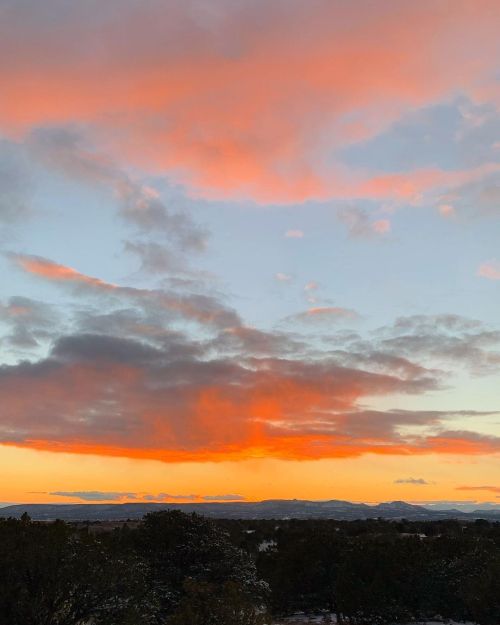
287;306;359;324
1;1;499;202
438;204;455;217
0;328;497;463
425;432;500;456
456;485;500;494
358;164;500;205
307;307;357;318
12;253;241;328
16;255;116;289
478;260;500;280
372;219;391;234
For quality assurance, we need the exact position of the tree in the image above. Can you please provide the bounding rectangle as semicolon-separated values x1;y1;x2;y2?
134;510;268;620
168;579;267;625
0;518;155;625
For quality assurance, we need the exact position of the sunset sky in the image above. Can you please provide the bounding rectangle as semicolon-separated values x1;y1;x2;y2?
1;0;500;507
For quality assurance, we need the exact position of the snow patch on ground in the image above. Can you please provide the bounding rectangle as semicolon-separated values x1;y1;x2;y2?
272;616;475;625
258;539;277;552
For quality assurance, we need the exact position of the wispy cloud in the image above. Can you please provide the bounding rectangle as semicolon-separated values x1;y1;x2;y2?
10;253;241;330
275;272;292;282
304;282;318;291
27;127;207;250
478;260;500;280
285;230;304;239
337;207;391;238
285;306;359;324
372;219;391;234
374;314;500;375
456;485;500;495
438;203;455;217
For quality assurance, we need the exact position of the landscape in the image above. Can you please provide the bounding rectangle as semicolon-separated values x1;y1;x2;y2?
1;508;500;624
1;0;500;623
2;498;500;522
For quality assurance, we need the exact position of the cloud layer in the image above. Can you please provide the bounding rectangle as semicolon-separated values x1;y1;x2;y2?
0;2;499;477
1;1;499;203
1;254;499;462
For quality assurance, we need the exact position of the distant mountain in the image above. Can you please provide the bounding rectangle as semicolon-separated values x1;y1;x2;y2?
1;499;500;521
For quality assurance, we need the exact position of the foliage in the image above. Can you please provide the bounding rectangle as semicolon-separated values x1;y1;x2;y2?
1;512;500;624
0;511;266;625
249;517;500;624
167;579;267;625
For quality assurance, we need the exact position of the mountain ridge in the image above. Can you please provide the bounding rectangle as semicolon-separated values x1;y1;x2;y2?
1;499;499;521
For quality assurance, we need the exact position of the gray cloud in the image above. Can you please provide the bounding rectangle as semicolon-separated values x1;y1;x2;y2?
124;240;185;275
49;491;247;502
441;170;500;219
209;326;305;358
74;308;206;359
0;326;450;461
337;206;389;239
202;494;246;501
394;477;432;485
50;491;138;501
2;258;500;463
52;333;167;366
0;296;59;349
10;252;242;330
146;493;198;502
27;126;208;251
0;139;32;225
316;315;500;378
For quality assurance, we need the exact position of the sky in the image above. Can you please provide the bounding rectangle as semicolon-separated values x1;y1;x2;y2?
0;0;500;507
